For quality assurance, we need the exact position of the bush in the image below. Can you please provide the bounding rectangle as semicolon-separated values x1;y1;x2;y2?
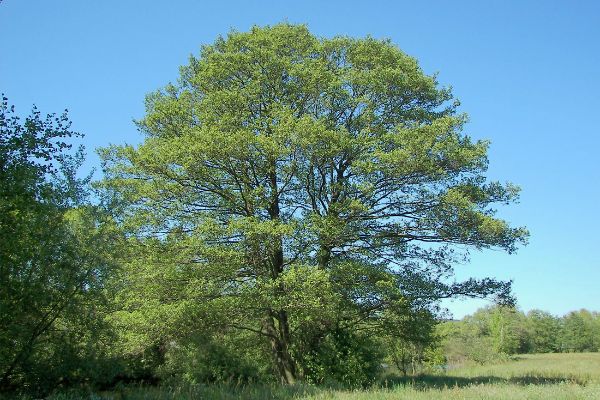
156;333;270;385
297;328;383;388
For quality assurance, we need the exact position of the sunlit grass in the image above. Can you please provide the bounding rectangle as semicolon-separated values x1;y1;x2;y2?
447;352;600;383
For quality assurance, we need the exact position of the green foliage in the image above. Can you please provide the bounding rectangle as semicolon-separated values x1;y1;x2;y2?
8;25;600;397
381;307;444;375
385;337;446;376
157;333;269;385
437;305;529;364
526;310;561;353
99;23;527;384
0;96;115;395
439;306;600;366
560;310;599;352
470;306;530;354
35;353;600;400
438;319;505;365
297;328;383;388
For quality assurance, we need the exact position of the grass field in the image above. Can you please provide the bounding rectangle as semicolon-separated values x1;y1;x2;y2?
48;353;600;400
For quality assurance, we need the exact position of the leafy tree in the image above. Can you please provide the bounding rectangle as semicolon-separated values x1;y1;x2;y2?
487;306;529;354
525;310;560;353
594;312;600;351
0;95;113;394
560;310;597;352
383;307;441;375
463;306;529;355
299;328;383;387
439;317;504;364
100;24;527;383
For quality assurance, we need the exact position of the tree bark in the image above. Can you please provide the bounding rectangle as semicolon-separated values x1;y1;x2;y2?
264;167;297;384
316;244;331;269
264;312;296;384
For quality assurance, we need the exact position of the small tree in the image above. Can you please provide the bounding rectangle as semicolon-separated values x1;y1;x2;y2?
0;96;113;394
101;24;527;383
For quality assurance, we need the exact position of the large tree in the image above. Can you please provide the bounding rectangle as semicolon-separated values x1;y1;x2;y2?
101;24;527;383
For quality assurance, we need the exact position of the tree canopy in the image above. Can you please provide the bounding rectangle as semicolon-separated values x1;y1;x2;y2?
99;24;528;384
0;95;117;393
14;25;600;397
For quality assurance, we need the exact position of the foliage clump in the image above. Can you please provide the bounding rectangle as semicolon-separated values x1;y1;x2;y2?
0;96;116;396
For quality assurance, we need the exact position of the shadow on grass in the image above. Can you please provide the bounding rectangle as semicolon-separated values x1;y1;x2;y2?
381;373;588;390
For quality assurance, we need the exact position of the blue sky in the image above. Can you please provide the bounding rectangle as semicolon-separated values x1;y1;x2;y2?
1;0;598;319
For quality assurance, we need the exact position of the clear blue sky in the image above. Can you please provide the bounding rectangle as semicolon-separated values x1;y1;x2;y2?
1;0;598;319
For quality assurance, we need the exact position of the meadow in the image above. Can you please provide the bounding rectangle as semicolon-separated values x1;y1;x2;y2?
44;353;600;400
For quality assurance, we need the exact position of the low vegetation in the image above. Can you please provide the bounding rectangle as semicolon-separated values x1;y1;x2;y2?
36;353;600;400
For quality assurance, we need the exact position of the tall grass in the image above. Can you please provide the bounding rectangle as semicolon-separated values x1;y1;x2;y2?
39;353;600;400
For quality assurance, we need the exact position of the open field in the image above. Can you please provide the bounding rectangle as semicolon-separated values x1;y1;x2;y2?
42;353;600;400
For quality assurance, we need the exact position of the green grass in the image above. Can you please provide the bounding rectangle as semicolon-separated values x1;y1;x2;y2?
46;353;600;400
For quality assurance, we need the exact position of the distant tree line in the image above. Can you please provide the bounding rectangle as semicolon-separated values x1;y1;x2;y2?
376;306;600;375
438;306;600;365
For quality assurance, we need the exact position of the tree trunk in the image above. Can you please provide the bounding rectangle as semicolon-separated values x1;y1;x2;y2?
264;167;297;384
264;312;296;384
316;244;331;269
266;241;297;384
